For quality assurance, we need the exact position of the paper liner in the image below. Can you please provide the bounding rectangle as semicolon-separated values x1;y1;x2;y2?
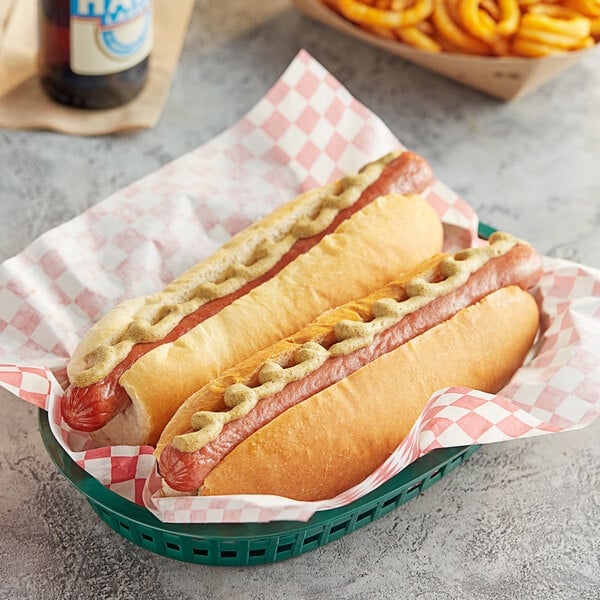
292;0;600;100
1;51;598;522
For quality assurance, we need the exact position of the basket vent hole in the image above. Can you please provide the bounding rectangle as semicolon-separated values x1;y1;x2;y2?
382;495;400;509
141;533;153;543
357;508;375;523
303;533;321;546
407;480;423;493
193;548;209;557
249;548;266;557
119;522;130;531
166;542;180;551
277;543;293;553
430;469;442;478
330;521;348;535
221;550;237;558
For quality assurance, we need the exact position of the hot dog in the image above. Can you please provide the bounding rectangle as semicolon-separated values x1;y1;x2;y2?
63;151;443;446
156;232;542;500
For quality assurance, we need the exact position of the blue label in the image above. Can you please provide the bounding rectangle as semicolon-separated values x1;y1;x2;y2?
70;0;151;59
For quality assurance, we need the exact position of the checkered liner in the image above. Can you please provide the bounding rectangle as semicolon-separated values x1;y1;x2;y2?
1;51;598;521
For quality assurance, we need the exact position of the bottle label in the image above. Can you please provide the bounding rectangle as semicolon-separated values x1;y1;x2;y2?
70;0;153;76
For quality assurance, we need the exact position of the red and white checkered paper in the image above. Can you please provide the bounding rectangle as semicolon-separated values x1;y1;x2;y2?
1;51;598;523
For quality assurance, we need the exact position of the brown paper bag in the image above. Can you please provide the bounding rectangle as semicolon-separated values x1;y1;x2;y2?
0;0;194;135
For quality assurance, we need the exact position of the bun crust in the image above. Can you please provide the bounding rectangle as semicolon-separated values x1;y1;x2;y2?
68;153;401;388
100;193;442;445
200;286;539;501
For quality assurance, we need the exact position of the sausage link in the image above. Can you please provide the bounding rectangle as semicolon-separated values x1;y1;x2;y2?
159;244;543;491
62;153;434;432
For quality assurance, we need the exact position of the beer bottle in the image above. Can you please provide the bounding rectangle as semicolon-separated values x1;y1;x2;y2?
38;1;153;109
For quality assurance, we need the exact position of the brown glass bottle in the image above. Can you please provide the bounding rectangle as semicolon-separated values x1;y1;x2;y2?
38;0;152;110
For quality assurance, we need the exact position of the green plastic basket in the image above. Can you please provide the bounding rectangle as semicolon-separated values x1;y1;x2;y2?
38;223;495;566
38;410;478;566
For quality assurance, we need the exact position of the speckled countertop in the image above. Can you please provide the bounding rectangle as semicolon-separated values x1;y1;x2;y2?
1;1;599;598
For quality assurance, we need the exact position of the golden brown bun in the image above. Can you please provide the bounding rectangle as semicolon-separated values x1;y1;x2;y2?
69;153;403;390
98;192;442;446
155;253;446;457
200;286;539;501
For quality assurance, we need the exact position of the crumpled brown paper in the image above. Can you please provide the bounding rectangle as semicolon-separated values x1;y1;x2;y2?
0;0;194;135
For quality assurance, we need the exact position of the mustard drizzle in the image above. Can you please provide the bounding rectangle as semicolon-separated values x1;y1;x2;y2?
171;231;521;453
74;152;400;386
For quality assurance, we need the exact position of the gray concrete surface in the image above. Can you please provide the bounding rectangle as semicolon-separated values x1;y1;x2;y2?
1;1;599;598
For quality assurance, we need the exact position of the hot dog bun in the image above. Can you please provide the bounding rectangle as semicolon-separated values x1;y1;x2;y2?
107;193;441;446
200;285;539;500
65;152;442;447
156;235;542;500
